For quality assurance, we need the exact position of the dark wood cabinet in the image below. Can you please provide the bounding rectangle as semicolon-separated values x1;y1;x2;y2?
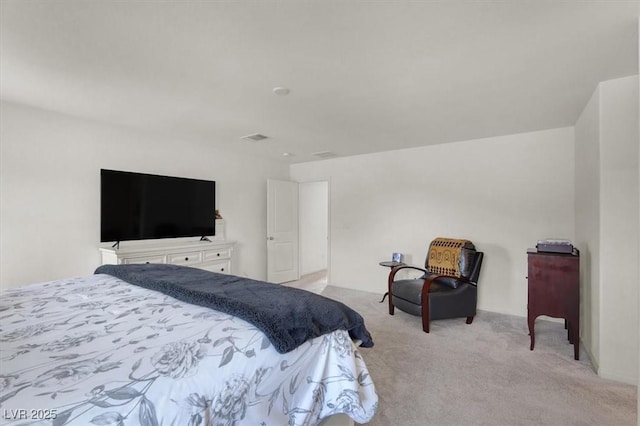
527;248;580;360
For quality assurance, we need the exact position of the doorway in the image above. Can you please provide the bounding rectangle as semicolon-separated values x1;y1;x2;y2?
267;179;329;288
298;180;329;289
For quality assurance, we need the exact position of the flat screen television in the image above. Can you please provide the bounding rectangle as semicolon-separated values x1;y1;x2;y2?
101;169;215;243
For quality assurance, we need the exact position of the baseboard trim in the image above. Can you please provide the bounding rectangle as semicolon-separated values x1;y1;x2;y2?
597;367;637;385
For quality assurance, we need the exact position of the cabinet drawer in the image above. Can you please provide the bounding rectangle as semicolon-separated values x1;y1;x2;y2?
123;255;166;265
201;260;231;275
167;251;202;266
203;248;231;262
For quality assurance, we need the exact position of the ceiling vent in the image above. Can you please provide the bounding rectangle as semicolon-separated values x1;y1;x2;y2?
312;151;338;158
240;133;269;141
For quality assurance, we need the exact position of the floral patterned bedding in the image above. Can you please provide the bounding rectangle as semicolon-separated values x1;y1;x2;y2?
0;274;378;425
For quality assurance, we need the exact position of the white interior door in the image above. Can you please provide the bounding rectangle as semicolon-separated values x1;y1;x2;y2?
267;179;299;283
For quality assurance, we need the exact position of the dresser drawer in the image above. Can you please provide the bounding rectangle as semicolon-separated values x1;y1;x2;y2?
167;251;202;266
203;248;231;262
123;255;166;265
100;241;234;275
201;260;231;274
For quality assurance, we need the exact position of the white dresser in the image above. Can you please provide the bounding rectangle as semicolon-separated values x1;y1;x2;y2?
99;239;235;274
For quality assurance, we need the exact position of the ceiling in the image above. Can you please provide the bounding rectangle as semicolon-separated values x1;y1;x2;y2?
1;1;638;164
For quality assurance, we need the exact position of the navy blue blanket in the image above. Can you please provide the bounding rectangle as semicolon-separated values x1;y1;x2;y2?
95;264;373;353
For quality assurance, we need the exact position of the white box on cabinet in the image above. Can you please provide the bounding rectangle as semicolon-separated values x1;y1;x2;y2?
214;219;226;240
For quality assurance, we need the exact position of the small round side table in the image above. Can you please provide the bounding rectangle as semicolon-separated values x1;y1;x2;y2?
378;261;405;302
379;261;405;269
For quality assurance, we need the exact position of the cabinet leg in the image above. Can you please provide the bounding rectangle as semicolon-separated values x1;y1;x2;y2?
527;315;535;351
572;322;579;360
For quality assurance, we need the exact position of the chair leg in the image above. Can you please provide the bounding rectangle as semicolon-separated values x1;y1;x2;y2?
422;315;430;333
387;277;395;315
421;300;430;333
466;316;474;324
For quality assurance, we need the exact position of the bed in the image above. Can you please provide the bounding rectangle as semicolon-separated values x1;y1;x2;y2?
0;266;378;425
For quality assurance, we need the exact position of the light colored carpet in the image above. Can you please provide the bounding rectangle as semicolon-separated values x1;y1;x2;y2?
320;285;637;426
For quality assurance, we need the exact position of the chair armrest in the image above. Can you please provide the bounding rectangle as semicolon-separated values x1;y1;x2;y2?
420;274;475;304
388;264;427;283
388;265;427;301
389;266;476;287
388;269;477;308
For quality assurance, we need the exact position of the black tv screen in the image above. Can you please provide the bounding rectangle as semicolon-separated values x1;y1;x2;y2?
101;169;215;242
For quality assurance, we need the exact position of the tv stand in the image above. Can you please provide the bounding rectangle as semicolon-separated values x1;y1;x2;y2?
200;236;211;242
111;241;120;249
99;239;235;275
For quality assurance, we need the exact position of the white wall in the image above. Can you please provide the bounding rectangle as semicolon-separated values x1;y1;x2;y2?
575;75;639;385
598;76;639;383
299;181;328;275
575;87;602;371
291;127;575;317
0;101;289;289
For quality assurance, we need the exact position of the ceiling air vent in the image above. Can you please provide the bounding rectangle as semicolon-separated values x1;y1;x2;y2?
240;133;269;141
312;151;337;158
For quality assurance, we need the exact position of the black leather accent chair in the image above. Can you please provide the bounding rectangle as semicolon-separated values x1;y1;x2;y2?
388;238;483;333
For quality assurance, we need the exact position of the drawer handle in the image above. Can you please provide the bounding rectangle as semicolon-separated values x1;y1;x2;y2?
185;257;189;261
145;262;150;264
221;268;224;271
217;253;220;257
